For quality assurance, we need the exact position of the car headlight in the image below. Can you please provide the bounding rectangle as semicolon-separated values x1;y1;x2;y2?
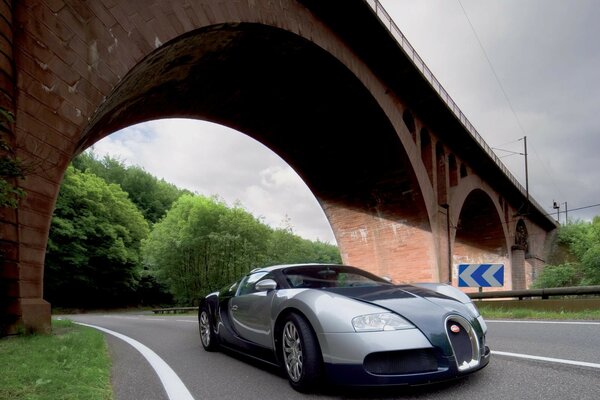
352;313;414;332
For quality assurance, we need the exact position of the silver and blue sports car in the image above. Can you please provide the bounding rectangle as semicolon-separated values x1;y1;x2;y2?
198;263;490;392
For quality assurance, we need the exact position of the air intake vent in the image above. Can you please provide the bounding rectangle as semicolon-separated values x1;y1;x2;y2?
364;349;438;375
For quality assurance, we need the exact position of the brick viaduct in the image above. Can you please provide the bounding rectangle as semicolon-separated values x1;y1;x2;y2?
0;0;557;334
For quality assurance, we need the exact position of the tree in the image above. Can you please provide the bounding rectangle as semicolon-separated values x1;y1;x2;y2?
266;228;341;265
534;217;600;287
45;166;150;307
73;152;189;223
143;194;342;305
143;195;270;304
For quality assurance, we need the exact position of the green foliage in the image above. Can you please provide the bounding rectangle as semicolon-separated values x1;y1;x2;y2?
581;244;600;284
477;305;600;320
48;152;341;308
45;166;150;307
73;151;189;223
266;228;342;265
143;195;269;304
534;217;600;287
143;195;341;305
0;108;26;208
531;263;581;288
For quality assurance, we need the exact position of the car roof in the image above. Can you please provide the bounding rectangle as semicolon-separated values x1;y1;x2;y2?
249;263;345;274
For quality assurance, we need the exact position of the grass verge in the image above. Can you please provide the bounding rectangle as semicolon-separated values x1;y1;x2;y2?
478;305;600;320
0;319;112;400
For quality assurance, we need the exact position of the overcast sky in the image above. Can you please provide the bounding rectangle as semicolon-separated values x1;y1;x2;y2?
90;0;600;243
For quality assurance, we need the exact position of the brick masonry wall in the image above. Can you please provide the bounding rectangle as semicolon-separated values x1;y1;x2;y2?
2;0;555;333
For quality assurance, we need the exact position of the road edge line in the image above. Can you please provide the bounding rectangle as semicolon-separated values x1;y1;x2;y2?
492;350;600;369
486;320;600;325
74;322;195;400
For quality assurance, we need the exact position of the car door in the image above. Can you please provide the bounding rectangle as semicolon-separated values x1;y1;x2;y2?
229;272;275;348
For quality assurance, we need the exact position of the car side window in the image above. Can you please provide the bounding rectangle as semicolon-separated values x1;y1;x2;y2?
237;272;269;296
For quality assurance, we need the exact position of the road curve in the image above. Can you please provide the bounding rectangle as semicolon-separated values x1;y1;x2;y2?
66;314;600;400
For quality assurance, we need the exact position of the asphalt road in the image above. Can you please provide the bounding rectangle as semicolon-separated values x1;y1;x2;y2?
66;313;600;400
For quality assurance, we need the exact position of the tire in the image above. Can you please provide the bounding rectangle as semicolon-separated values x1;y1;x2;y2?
280;312;323;392
199;305;218;351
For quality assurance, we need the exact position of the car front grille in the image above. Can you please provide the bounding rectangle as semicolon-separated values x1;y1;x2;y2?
363;349;438;375
445;316;481;371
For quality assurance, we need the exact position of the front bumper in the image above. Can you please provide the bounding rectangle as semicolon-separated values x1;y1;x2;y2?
317;325;490;386
324;345;491;386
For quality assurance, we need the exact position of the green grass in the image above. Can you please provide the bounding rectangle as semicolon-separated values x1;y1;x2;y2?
0;319;113;400
478;305;600;320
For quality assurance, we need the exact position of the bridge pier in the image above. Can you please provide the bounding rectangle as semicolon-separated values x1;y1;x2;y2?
322;198;441;284
511;246;527;290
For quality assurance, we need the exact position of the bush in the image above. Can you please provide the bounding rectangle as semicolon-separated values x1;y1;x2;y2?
581;244;600;285
532;263;582;288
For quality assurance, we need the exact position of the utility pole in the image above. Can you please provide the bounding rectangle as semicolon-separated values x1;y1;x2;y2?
441;203;452;284
553;201;560;223
564;201;568;223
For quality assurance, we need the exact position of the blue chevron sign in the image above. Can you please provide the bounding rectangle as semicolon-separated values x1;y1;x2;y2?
458;264;504;287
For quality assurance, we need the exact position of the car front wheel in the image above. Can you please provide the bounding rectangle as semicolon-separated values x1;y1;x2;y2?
281;313;322;392
199;305;218;351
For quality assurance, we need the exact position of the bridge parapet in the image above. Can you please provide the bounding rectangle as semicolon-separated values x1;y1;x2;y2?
364;0;551;225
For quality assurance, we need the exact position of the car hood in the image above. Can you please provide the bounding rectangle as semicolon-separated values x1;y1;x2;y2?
323;285;476;354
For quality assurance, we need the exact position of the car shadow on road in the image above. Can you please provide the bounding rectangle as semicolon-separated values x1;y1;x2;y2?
320;375;478;399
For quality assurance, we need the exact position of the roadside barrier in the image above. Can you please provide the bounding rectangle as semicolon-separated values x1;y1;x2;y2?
151;286;600;314
467;286;600;300
152;307;198;314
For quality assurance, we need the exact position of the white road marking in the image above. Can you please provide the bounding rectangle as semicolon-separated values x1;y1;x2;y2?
487;320;600;326
74;322;195;400
492;350;600;369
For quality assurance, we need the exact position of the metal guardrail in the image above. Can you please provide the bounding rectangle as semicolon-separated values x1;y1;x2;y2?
364;0;550;220
468;286;600;300
151;286;600;313
152;306;198;314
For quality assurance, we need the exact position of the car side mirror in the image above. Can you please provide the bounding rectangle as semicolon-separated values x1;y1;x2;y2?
255;279;278;292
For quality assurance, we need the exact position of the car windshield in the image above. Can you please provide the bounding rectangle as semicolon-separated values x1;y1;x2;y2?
283;265;389;289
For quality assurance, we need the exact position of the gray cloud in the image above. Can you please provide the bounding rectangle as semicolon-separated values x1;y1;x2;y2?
382;0;600;221
91;119;335;243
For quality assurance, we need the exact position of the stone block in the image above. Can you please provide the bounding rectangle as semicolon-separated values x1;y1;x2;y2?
21;298;51;334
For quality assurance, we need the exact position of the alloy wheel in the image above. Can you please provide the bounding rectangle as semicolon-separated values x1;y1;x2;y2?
199;311;211;347
283;321;303;382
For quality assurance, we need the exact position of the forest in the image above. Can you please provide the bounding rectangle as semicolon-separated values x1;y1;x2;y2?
44;152;341;308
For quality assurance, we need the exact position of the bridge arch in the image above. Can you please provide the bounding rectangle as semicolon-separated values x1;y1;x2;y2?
6;0;447;334
71;17;441;280
4;0;556;334
450;178;511;288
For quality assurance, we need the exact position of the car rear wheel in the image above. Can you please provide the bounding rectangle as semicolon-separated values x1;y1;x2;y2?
281;313;322;392
199;306;218;351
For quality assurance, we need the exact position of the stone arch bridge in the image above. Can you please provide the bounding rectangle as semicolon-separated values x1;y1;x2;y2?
0;0;556;334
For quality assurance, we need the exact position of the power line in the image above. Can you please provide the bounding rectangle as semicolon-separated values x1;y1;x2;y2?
493;138;524;148
456;1;565;206
553;202;600;215
456;0;527;138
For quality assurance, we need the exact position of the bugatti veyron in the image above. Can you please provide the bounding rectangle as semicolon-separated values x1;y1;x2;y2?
198;264;490;391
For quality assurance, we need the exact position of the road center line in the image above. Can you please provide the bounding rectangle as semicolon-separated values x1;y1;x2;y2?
486;320;600;325
492;350;600;369
74;322;195;400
